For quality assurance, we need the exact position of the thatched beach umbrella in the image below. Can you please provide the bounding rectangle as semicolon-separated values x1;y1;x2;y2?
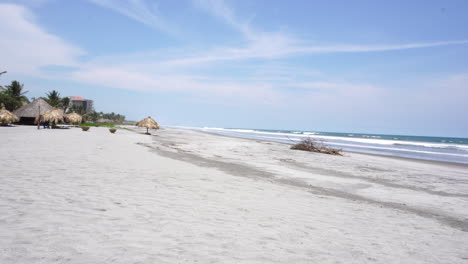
41;108;65;124
65;112;83;124
136;116;159;134
0;109;19;125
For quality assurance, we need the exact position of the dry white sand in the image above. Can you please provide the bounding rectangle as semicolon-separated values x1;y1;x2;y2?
0;126;467;263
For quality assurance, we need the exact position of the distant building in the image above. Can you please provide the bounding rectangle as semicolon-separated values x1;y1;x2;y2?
68;96;94;113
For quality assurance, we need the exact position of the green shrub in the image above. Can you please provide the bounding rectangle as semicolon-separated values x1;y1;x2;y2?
81;126;90;131
109;128;117;133
80;122;115;128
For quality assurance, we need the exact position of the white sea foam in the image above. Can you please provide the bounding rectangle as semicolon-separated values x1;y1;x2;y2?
303;132;319;135
323;142;468;157
307;135;468;152
202;127;307;138
200;127;468;152
246;135;468;157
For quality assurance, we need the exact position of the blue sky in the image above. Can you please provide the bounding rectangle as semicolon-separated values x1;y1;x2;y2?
1;0;467;137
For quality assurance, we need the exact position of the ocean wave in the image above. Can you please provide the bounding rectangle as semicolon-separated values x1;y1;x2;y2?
219;132;468;157
201;127;468;152
303;132;319;135
203;127;308;138
362;135;382;139
324;142;468;157
392;143;468;151
289;134;468;152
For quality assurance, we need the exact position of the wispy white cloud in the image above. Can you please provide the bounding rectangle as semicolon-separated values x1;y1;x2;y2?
193;0;255;39
88;0;178;35
85;38;467;72
9;0;55;7
0;3;84;75
3;1;468;117
295;40;468;54
156;40;468;68
192;0;468;64
68;66;286;105
69;0;468;72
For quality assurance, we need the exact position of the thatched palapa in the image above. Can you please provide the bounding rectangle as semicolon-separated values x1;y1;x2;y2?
65;112;83;124
41;109;65;124
0;109;19;125
136;116;159;134
13;98;53;125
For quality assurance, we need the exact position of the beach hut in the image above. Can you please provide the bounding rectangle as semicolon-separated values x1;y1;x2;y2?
0;109;19;125
65;112;83;124
13;98;53;125
41;108;65;125
136;116;159;134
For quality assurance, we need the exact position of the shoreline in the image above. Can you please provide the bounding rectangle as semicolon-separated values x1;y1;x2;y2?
142;137;468;231
147;127;468;229
187;127;468;168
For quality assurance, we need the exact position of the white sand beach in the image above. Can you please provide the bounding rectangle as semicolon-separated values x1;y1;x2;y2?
1;126;467;263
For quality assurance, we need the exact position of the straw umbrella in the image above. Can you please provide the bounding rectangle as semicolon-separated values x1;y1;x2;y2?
0;109;19;125
65;112;83;124
136;116;159;134
41;108;65;125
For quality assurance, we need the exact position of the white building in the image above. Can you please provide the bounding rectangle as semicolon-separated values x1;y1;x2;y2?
69;96;94;113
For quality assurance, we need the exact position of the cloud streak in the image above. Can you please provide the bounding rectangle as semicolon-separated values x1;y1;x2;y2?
296;40;468;53
193;0;255;39
190;0;468;67
3;2;468;124
88;0;178;35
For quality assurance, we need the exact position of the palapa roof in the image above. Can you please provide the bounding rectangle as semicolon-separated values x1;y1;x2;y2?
69;96;86;101
0;109;19;124
13;98;53;118
41;108;65;124
136;116;159;129
65;112;83;124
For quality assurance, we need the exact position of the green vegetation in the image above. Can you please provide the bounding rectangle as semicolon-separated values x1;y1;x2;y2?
44;90;70;111
69;108;125;123
32;90;127;124
80;122;115;128
0;81;29;111
96;112;125;123
45;90;60;107
81;126;90;131
0;79;127;124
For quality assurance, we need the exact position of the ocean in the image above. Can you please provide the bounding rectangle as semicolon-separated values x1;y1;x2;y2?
186;127;468;165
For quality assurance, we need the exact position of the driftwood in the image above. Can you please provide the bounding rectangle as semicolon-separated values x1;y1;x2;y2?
290;137;342;155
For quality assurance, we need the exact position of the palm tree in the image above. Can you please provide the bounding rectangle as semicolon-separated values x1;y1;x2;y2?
45;90;61;108
0;81;29;111
61;97;70;112
83;110;99;122
68;105;86;115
